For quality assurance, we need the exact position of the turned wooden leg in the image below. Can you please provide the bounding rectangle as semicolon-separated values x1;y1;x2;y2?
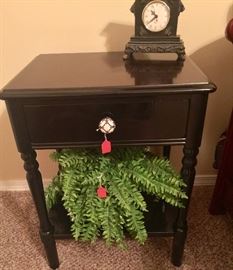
171;146;199;267
21;150;59;269
163;145;171;159
171;225;187;267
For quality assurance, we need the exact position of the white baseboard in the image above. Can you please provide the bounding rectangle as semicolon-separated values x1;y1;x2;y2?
194;175;217;186
0;175;217;191
0;179;51;191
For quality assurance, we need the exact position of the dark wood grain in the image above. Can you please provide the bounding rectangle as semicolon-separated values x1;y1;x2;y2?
0;52;215;99
22;95;189;148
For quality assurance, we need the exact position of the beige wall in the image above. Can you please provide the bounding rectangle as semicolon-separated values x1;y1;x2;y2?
0;0;233;183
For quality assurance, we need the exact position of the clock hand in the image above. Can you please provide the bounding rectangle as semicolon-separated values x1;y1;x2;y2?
147;14;158;25
151;10;158;17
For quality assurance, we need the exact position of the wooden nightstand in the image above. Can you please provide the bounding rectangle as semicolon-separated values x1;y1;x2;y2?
0;52;216;269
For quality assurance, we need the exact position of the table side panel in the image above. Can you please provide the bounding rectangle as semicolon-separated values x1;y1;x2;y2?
5;100;32;152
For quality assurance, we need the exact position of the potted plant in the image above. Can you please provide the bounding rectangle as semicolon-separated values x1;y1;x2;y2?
46;147;187;248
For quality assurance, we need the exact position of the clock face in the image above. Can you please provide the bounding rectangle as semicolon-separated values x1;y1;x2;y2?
142;1;170;32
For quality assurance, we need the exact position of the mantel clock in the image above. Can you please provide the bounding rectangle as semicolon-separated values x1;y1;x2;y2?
124;0;185;61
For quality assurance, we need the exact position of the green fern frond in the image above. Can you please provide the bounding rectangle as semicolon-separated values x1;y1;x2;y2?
46;147;187;247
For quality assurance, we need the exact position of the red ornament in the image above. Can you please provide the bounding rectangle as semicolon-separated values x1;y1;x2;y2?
101;139;111;154
97;186;107;199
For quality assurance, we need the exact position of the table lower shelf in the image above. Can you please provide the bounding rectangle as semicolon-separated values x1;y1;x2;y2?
48;195;179;239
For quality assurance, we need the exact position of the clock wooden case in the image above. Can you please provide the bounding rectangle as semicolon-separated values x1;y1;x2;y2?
124;0;185;61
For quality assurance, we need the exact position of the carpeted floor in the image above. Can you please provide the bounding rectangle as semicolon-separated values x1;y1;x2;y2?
0;186;233;270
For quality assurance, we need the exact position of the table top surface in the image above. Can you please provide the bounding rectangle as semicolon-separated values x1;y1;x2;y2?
0;52;216;99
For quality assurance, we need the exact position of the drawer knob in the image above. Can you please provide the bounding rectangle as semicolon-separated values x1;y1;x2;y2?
97;117;116;134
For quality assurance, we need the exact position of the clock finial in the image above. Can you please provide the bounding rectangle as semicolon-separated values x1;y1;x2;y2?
130;2;136;13
179;1;185;13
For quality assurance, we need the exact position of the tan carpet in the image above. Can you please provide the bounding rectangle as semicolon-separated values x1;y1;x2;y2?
0;186;233;270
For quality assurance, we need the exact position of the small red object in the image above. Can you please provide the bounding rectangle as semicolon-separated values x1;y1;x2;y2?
97;186;107;199
101;139;111;154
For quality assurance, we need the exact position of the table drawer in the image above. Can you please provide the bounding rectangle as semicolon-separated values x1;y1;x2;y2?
23;96;190;146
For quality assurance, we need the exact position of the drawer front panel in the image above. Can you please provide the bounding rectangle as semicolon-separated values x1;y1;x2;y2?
24;96;190;146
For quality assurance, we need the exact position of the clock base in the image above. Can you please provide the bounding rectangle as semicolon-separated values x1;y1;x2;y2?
123;36;185;61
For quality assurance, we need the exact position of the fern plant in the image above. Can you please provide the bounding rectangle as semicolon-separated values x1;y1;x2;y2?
45;147;187;247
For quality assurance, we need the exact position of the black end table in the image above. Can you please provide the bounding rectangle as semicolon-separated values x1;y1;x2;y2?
0;52;216;269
